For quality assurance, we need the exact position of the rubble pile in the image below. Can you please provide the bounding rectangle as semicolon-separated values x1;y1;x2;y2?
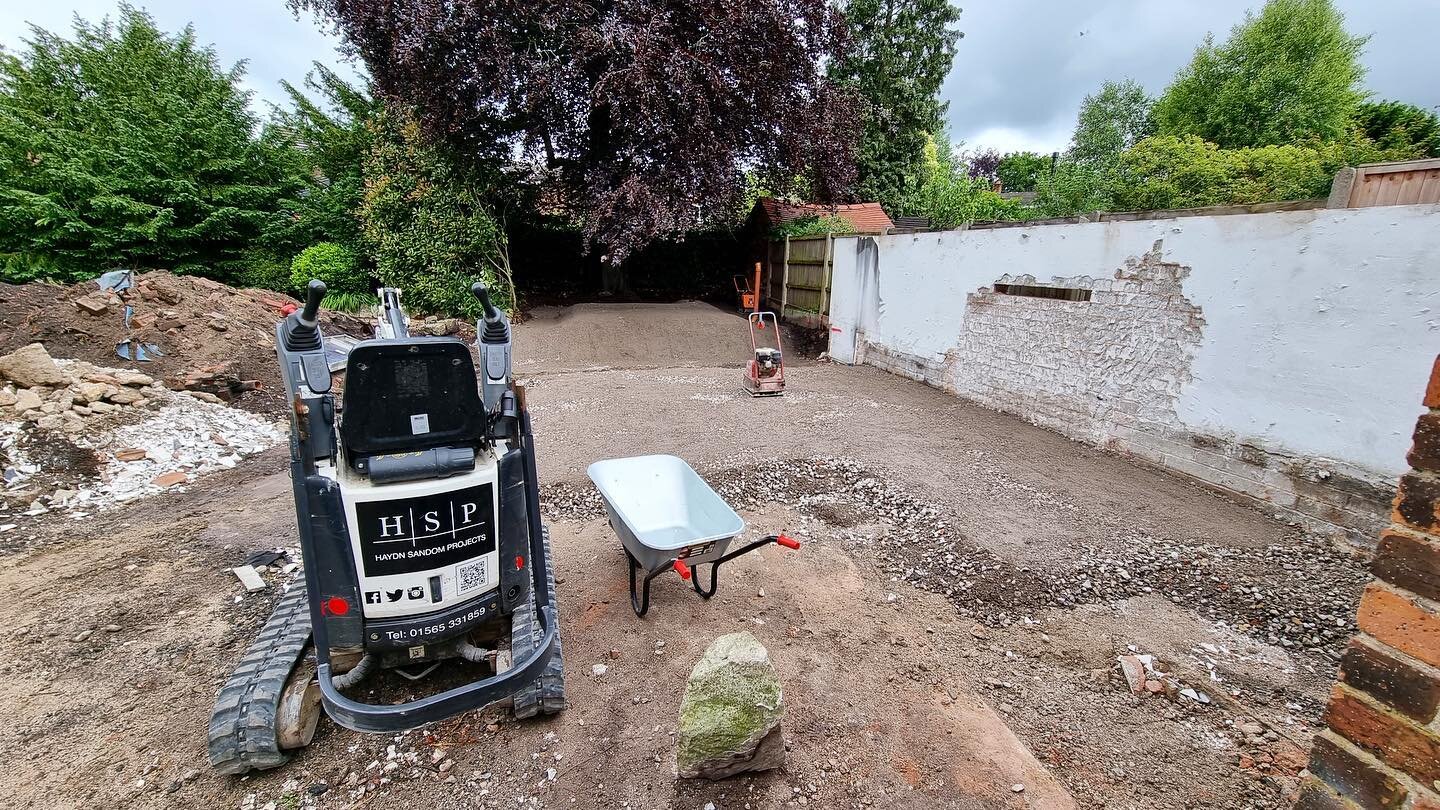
0;270;369;415
0;342;284;522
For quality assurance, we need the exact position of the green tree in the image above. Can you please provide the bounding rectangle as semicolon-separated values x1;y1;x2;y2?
829;0;963;211
1069;79;1153;166
1354;101;1440;158
897;135;1026;228
995;151;1050;192
1153;0;1368;148
359;112;510;316
1032;163;1113;218
0;5;292;282
263;63;380;257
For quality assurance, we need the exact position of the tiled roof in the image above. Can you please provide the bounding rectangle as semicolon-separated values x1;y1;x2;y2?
755;198;895;233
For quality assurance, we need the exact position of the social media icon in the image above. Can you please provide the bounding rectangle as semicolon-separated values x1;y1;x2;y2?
386;589;404;602
364;591;382;605
406;586;424;600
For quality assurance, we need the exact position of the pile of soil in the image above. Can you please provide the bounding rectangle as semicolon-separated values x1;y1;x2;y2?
0;273;370;415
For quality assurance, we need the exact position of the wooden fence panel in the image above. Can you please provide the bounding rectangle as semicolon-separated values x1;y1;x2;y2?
760;236;833;328
1344;159;1440;207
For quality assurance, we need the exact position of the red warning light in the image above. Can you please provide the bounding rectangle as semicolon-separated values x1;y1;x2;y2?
515;555;525;570
323;596;350;616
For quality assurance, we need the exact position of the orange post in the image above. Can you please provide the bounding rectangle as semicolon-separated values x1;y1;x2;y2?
752;262;762;315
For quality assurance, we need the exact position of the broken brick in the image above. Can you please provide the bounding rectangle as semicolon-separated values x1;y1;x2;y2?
74;294;109;315
1393;471;1440;533
1409;412;1440;473
151;471;188;488
1424;355;1440;410
1117;655;1146;695
113;448;147;463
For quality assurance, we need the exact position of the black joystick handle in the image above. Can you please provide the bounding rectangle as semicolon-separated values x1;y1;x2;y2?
301;279;327;323
471;282;499;321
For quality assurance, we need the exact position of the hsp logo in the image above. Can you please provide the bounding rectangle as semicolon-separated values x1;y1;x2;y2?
356;484;497;578
375;500;484;543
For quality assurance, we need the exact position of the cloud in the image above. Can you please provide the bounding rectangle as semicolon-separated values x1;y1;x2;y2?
0;0;364;116
943;0;1440;154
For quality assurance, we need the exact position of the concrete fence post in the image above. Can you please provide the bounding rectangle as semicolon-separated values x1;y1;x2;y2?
1327;167;1358;209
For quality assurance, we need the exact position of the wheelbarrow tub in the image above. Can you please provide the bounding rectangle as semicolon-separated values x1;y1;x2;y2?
586;455;744;571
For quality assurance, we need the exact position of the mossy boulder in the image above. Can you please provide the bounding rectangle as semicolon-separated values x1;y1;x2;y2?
676;631;785;780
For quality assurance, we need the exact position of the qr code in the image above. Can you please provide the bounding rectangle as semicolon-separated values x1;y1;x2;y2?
458;560;488;593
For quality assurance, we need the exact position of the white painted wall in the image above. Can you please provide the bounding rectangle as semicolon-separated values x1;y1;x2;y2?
830;205;1440;504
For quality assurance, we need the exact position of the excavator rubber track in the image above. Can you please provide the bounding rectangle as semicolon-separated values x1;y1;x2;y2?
207;583;313;775
513;528;567;718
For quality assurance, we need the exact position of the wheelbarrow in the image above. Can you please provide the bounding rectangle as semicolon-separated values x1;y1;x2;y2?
587;454;800;617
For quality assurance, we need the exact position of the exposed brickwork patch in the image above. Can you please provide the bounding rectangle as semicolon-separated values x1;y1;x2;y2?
1355;584;1440;668
1306;733;1408;809
949;239;1204;442
1338;638;1440;722
1324;686;1440;786
1372;528;1440;603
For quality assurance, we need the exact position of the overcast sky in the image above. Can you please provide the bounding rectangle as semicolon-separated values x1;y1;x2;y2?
2;1;1438;155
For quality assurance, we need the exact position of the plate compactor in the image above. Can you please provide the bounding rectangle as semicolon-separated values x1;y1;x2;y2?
208;280;565;775
742;311;786;396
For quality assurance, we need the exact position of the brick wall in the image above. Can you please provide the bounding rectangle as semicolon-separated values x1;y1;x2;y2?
1299;356;1440;809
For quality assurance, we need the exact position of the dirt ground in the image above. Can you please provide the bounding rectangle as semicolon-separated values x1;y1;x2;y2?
0;302;1368;809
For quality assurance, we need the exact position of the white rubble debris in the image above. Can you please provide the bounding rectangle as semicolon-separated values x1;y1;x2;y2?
1;353;285;518
231;565;268;592
93;400;284;507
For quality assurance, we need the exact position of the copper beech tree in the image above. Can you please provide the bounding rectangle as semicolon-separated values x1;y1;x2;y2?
292;0;860;263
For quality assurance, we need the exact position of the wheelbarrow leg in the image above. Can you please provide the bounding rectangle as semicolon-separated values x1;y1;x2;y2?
627;550;678;618
627;550;652;618
692;564;719;599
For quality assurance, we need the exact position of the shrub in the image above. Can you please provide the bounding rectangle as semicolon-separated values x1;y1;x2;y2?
772;215;856;239
1033;163;1114;217
320;291;380;313
290;242;367;295
359;113;510;317
236;252;293;292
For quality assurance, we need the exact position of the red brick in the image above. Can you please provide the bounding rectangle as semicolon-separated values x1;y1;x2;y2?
1373;529;1440;604
1425;355;1440;409
1339;638;1440;722
1412;413;1440;473
1306;733;1408;808
1356;584;1440;668
1394;471;1440;534
1294;779;1359;810
1325;685;1440;787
